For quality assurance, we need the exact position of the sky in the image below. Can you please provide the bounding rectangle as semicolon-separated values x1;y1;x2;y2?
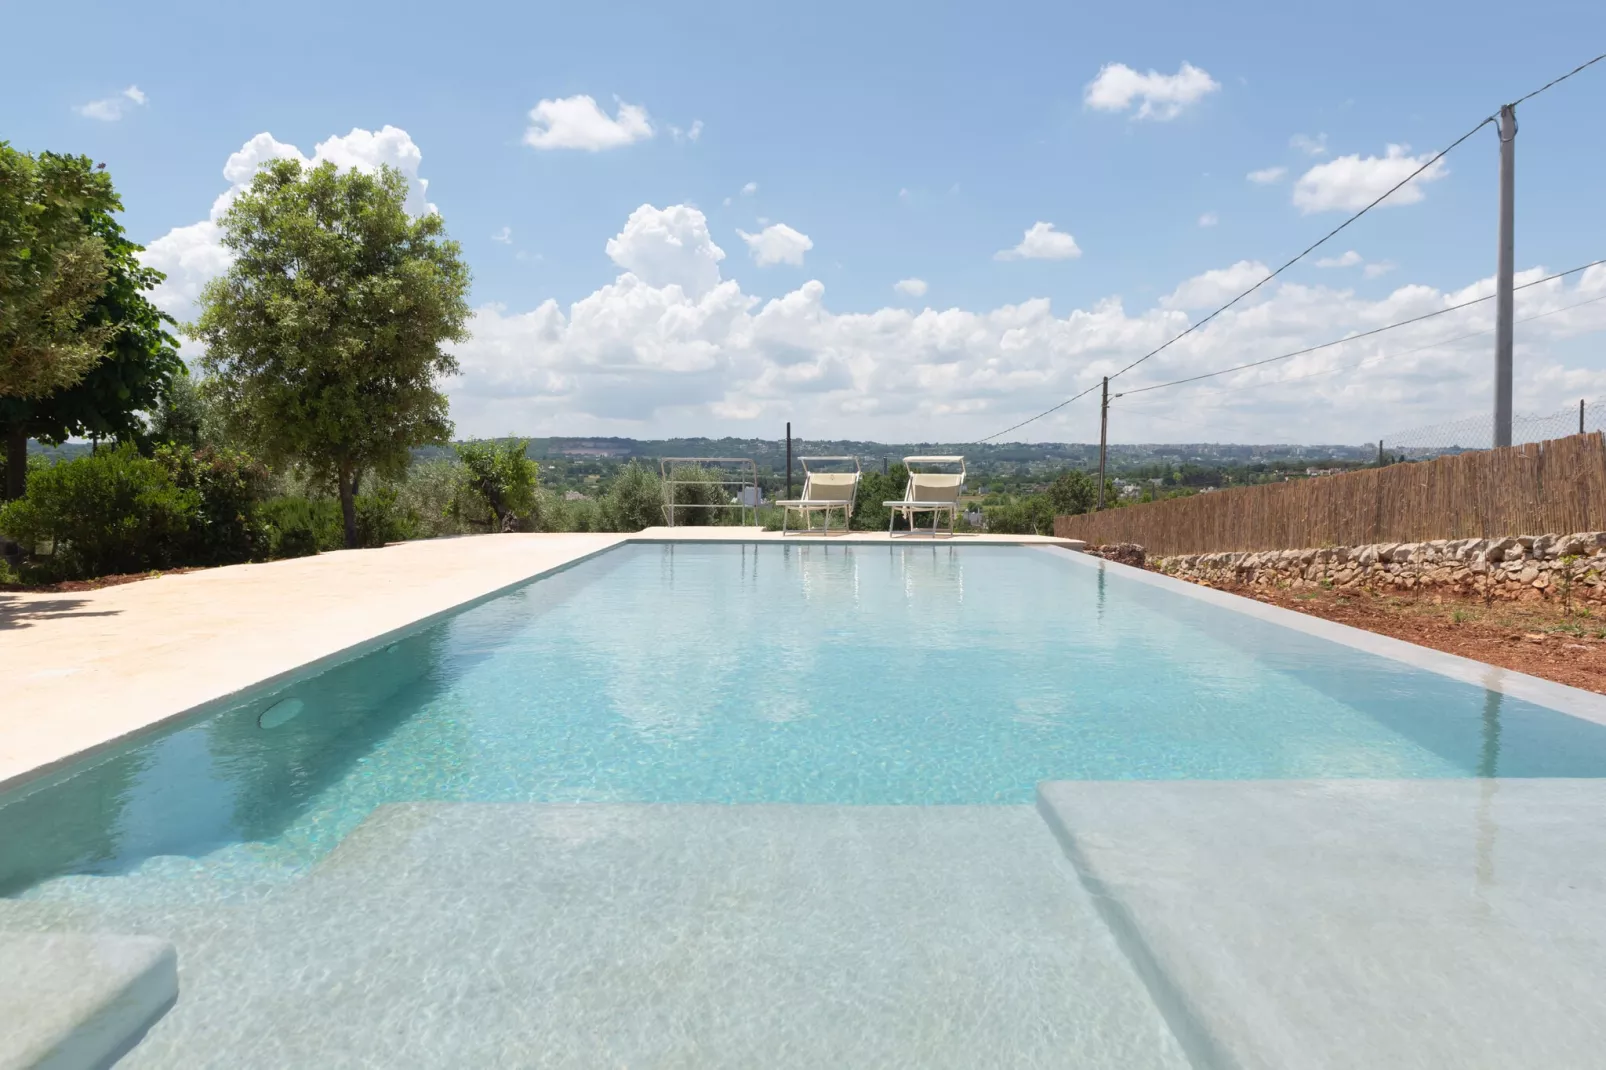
4;0;1606;446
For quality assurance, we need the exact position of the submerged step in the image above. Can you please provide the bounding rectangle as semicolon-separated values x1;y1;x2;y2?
78;803;1186;1068
1038;778;1606;1070
0;932;177;1070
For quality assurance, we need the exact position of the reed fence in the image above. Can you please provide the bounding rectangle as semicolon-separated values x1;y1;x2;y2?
1054;432;1606;556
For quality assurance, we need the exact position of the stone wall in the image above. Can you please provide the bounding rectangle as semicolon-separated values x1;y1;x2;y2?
1154;532;1606;601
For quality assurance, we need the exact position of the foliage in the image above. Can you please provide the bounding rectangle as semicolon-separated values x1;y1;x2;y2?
1045;469;1101;516
600;460;664;531
392;458;475;539
0;445;198;578
983;494;1057;536
155;444;272;565
258;496;340;559
849;464;908;530
0;145;120;399
191;158;471;548
355;487;419;546
452;439;538;531
149;370;213;449
662;463;726;526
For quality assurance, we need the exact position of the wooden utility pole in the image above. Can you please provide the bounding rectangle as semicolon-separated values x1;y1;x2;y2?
1096;377;1109;510
1494;103;1517;447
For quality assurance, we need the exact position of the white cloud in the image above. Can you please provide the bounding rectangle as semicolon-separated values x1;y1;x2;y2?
139;126;438;330
737;223;813;267
1083;61;1220;121
1364;261;1396;279
669;119;704;144
1247;166;1287;184
74;85;147;122
1290;132;1328;156
523;95;653;151
491;226;512;244
604;204;727;298
1315;250;1363;268
741;181;758;196
1161;260;1269;310
996;222;1081;261
894;278;928;297
1293;144;1447;213
1198;212;1219;228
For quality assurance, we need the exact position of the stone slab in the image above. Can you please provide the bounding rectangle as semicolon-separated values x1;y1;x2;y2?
0;804;1185;1069
1038;778;1606;1069
0;931;177;1070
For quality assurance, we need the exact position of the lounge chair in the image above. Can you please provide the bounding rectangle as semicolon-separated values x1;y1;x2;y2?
775;456;861;534
885;456;966;537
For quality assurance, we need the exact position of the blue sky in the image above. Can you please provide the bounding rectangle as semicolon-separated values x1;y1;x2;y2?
5;0;1606;444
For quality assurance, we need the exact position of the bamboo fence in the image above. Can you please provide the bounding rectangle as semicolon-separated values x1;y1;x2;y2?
1054;432;1606;555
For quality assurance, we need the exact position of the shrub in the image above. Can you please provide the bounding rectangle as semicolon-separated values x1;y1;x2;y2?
984;494;1056;536
355;487;419;546
600;461;664;531
662;463;726;526
393;458;474;539
259;496;341;558
155;444;272;565
0;445;199;579
850;464;907;531
563;496;604;532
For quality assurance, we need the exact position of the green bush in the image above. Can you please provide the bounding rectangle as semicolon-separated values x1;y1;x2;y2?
563;496;604;532
355;487;419;546
156;444;272;565
453;439;538;531
984;494;1056;535
259;496;341;558
600;461;664;531
850;464;908;530
662;463;725;526
0;445;199;579
393;458;474;539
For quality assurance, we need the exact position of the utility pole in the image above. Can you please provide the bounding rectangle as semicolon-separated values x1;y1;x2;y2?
785;422;793;499
1494;103;1517;447
1096;377;1109;510
1582;399;1587;436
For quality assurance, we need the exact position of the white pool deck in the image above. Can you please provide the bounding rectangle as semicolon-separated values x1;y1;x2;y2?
11;530;1606;1067
0;528;1078;792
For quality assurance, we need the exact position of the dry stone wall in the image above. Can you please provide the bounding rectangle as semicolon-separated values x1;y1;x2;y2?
1155;532;1606;601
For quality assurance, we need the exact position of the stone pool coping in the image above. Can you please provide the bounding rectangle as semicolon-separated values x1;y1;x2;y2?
1039;546;1606;729
0;529;1078;793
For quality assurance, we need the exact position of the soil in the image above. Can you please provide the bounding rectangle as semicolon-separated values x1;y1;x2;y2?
1186;579;1606;695
0;567;200;594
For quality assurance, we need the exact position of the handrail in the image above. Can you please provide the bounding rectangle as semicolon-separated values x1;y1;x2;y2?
657;457;761;527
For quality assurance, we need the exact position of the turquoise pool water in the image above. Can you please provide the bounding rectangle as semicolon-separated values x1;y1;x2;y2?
5;542;1606;895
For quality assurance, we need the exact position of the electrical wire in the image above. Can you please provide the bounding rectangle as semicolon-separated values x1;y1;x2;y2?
975;50;1606;444
1114;258;1606;397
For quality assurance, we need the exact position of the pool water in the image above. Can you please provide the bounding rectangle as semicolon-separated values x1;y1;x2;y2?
6;542;1606;896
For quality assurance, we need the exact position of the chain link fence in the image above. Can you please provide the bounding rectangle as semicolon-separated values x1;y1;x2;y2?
1382;397;1605;458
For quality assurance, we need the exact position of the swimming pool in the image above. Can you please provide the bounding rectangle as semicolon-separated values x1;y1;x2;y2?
6;541;1606;898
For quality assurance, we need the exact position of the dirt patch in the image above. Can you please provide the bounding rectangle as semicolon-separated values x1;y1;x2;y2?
1185;578;1606;694
0;567;202;594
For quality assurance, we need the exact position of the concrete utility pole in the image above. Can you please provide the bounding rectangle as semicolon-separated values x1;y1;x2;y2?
1096;377;1110;511
785;422;793;500
1494;103;1517;447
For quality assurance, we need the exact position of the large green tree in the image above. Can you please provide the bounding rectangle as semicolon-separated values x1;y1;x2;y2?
0;205;183;499
0;145;118;400
192;159;471;547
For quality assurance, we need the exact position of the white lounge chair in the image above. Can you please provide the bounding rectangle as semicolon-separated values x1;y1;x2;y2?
775;456;861;534
885;456;966;537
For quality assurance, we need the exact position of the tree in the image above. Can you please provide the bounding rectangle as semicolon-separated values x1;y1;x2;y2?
1046;469;1102;517
0;145;119;400
0;202;182;499
453;439;538;531
191;158;471;548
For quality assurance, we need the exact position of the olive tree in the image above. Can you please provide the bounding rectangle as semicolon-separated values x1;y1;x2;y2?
192;158;470;547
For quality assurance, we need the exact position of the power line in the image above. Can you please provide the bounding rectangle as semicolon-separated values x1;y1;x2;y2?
976;50;1606;444
1113;257;1606;397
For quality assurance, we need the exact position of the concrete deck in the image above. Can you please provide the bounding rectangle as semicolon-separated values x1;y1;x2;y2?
0;529;1078;791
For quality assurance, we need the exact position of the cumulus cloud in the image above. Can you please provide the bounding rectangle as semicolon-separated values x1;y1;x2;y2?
523;95;653;151
1315;250;1363;268
1198;212;1219;228
1161;260;1269;310
605;204;727;296
1293;144;1447;213
491;226;512;244
139;126;437;329
737;223;813;267
996;222;1081;261
1247;166;1287;184
1083;61;1219;120
894;278;928;297
741;181;758;195
74;85;146;121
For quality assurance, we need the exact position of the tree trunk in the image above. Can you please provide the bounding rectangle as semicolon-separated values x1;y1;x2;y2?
4;426;26;501
338;463;359;549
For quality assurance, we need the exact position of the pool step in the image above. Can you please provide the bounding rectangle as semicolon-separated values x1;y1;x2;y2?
15;804;1188;1069
1037;778;1606;1070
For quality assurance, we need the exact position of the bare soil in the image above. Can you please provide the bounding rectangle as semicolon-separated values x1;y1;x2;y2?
1187;579;1606;695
